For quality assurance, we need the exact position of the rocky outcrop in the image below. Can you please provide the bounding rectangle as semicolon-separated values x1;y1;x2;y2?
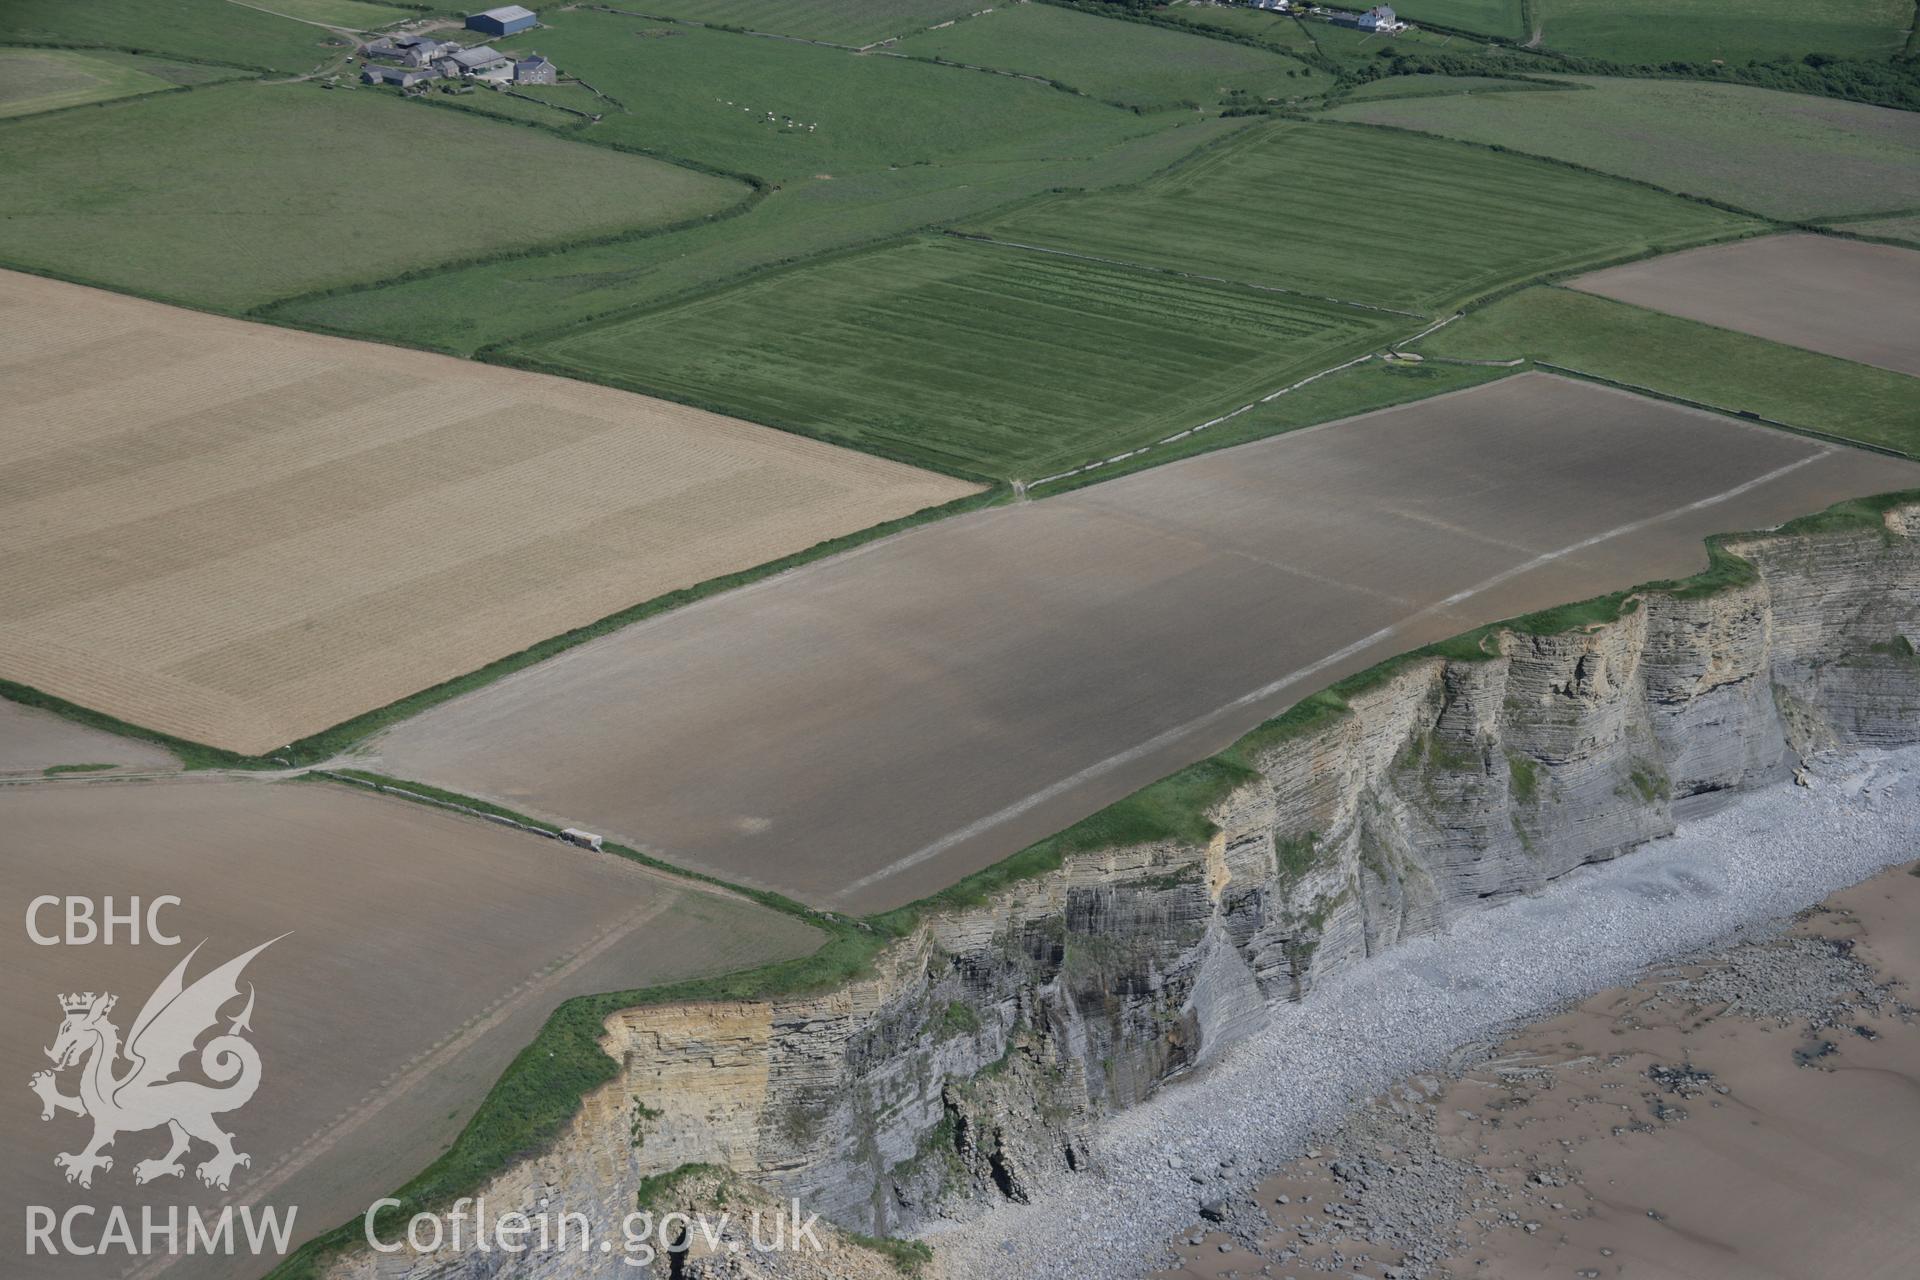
324;501;1920;1279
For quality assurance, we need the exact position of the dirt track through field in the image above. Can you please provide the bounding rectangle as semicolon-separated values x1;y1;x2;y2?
1568;234;1920;376
0;272;977;754
0;778;821;1280
373;374;1920;912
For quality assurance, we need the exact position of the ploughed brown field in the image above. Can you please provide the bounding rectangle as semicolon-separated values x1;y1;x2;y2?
0;778;822;1280
0;271;978;754
0;697;177;775
1567;234;1920;377
373;373;1920;912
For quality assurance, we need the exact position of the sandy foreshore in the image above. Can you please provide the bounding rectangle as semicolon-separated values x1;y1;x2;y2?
925;746;1920;1278
1159;859;1920;1280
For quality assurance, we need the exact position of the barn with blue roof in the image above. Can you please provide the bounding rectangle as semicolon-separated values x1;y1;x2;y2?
467;6;536;37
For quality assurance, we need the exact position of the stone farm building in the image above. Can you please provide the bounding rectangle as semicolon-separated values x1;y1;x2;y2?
448;45;513;82
362;32;451;67
467;6;538;37
359;30;557;88
361;63;436;88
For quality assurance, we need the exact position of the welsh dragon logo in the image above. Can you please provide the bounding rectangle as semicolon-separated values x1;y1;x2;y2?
30;937;283;1191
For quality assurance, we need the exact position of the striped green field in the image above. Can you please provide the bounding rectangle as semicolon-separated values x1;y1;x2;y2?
961;121;1756;313
513;236;1409;479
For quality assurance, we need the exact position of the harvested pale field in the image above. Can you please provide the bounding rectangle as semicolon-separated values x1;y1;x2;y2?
0;777;821;1280
1567;234;1920;377
0;698;176;775
0;272;978;754
375;374;1920;912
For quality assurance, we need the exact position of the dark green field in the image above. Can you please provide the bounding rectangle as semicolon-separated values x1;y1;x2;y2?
1534;0;1911;66
1381;0;1528;41
585;0;982;45
465;13;1163;184
895;3;1326;109
1416;287;1920;456
1330;76;1920;222
962;121;1756;313
515;235;1408;479
0;84;745;310
0;0;343;75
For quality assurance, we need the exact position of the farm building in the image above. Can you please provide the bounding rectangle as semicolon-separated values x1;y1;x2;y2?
363;34;453;67
467;5;537;37
514;54;557;86
361;64;437;88
1248;0;1291;11
449;45;511;75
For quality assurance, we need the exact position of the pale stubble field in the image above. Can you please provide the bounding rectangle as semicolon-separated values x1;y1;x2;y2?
0;272;979;754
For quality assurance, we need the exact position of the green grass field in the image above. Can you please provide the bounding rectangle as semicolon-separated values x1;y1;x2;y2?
895;3;1326;109
1535;0;1911;65
0;84;745;310
0;0;340;75
1829;213;1920;247
1379;0;1527;41
259;0;413;27
1155;4;1305;40
961;120;1754;313
1330;76;1920;221
469;13;1160;184
0;48;227;118
1334;73;1557;101
587;0;985;45
513;235;1408;479
262;112;1249;353
1417;287;1920;456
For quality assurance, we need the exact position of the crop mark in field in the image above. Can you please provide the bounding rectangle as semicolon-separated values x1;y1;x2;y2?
839;449;1831;901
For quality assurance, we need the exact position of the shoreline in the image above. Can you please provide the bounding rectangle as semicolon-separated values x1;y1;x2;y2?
925;744;1920;1278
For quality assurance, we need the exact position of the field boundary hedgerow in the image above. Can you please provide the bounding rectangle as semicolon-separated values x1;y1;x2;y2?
259;483;1920;1280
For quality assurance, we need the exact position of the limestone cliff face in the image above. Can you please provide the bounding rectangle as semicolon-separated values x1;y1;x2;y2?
326;504;1920;1279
